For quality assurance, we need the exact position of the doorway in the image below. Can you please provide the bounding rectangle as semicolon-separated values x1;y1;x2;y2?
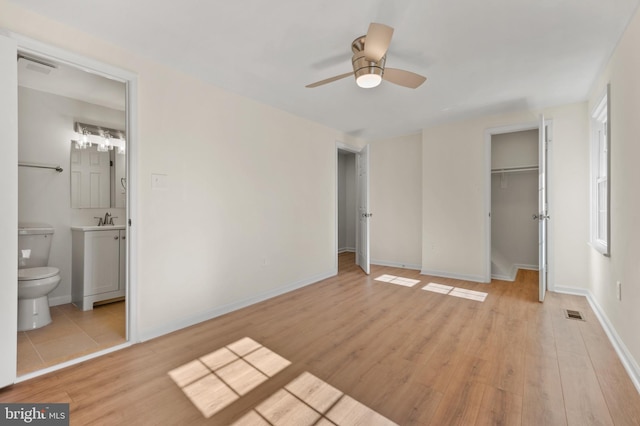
490;129;539;281
0;33;138;386
485;120;552;299
336;143;370;275
17;54;128;376
337;150;357;267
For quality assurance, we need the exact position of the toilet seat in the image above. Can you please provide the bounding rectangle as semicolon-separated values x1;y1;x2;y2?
18;266;60;281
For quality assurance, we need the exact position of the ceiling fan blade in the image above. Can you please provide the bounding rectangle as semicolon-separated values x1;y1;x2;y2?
305;71;353;88
363;23;394;61
382;68;427;89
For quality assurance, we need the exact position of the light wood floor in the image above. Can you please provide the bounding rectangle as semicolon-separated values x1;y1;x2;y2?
2;253;639;425
17;301;126;376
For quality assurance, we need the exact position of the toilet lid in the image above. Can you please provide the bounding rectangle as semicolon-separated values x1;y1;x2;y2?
18;267;59;281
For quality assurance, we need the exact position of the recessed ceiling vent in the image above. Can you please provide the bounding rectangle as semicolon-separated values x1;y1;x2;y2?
17;55;57;75
564;309;585;321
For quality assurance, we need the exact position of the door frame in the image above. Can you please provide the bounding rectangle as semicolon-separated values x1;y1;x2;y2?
484;120;554;288
4;30;139;382
335;142;367;273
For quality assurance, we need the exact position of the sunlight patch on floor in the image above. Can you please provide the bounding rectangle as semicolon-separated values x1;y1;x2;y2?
233;372;398;426
168;337;291;418
422;282;488;302
374;274;421;287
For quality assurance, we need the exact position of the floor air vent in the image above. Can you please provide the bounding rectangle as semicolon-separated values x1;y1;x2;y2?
564;309;585;321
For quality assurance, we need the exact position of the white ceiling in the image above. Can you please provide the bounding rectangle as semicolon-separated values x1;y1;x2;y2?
11;0;639;140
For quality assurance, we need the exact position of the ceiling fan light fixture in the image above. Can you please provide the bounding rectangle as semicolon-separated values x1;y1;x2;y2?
352;52;385;89
356;73;382;88
305;23;426;89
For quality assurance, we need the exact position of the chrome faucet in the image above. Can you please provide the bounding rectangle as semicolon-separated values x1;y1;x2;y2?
94;212;116;226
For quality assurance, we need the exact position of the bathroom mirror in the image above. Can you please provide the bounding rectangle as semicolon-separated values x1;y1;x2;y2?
70;143;126;208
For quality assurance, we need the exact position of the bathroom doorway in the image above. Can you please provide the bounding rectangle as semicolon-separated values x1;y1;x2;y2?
12;42;136;379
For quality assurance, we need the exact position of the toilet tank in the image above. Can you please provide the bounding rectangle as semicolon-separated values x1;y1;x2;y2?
18;223;55;269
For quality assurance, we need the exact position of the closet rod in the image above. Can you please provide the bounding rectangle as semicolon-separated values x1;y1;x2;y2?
491;165;538;174
19;162;63;172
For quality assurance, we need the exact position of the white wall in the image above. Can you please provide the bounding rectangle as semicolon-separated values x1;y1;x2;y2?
587;6;640;385
18;87;126;305
491;130;539;279
0;2;363;341
0;33;18;388
337;152;356;252
422;103;589;287
491;130;539;169
370;133;422;269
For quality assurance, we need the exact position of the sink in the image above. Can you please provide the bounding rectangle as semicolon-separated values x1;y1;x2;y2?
71;225;126;231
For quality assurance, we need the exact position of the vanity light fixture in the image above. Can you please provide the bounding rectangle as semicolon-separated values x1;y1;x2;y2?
74;122;126;153
98;131;111;152
75;126;90;149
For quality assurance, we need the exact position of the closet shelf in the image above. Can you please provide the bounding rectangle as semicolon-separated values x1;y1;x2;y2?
491;165;538;174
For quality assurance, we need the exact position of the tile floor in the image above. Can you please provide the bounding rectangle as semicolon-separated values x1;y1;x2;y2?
17;300;126;376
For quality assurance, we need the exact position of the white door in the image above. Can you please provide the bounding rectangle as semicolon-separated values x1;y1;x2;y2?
0;34;19;388
356;145;371;274
538;115;548;302
70;146;110;208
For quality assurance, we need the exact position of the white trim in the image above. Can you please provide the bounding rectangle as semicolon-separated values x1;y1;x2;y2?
484;121;538;283
484;120;554;290
338;247;356;254
138;269;335;342
420;269;487;283
371;259;421;270
335;140;362;272
6;31;141;361
589;84;610;257
492;264;539;282
125;74;139;344
554;287;640;394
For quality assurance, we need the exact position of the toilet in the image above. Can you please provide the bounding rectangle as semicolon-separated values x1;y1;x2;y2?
18;224;61;331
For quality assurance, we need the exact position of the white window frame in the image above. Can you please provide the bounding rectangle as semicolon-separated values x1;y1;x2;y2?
590;84;610;256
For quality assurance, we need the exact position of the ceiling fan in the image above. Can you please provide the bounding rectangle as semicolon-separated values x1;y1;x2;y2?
306;23;427;90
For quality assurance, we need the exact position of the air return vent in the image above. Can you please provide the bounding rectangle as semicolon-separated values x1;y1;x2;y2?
564;309;585;321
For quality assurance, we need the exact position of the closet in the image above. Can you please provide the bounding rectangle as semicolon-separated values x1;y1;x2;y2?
491;129;539;280
337;150;357;255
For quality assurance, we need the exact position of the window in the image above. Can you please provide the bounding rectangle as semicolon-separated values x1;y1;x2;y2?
591;85;610;256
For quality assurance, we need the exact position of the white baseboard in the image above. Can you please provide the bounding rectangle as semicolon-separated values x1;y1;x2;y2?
420;269;487;283
338;247;355;254
138;269;336;342
48;295;72;307
515;263;539;271
492;264;539;282
371;259;421;270
555;286;640;394
491;272;515;281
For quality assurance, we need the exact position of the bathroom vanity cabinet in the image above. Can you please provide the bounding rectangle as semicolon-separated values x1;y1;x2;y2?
71;226;126;310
